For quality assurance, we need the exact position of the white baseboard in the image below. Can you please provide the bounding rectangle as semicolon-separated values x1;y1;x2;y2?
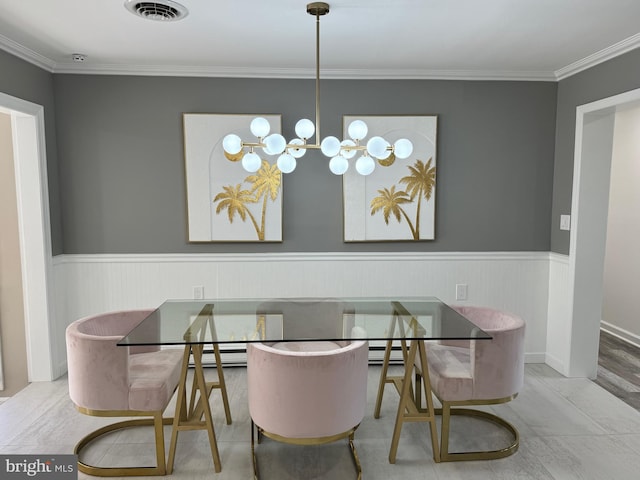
600;321;640;349
205;347;546;368
545;352;568;376
525;352;546;363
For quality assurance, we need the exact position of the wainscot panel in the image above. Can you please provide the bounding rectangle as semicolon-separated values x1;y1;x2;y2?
546;252;571;375
53;252;553;374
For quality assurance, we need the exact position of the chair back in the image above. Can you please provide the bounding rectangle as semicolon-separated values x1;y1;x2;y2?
66;309;153;411
257;298;353;340
247;340;368;439
453;306;525;400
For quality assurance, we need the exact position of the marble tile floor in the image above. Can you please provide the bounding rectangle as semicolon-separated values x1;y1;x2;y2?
3;364;640;479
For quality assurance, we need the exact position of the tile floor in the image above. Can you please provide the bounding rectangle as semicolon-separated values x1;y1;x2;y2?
2;364;640;479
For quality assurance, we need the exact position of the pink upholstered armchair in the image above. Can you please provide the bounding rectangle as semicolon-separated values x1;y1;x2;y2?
418;305;526;461
247;339;369;479
65;309;183;476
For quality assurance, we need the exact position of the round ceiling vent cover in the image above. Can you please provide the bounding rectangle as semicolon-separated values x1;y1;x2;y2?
124;1;189;21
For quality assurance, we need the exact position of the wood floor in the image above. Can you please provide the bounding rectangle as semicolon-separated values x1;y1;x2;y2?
595;330;640;411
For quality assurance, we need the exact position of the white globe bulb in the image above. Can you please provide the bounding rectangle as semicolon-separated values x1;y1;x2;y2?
378;140;392;159
394;138;413;159
222;134;242;154
263;134;286;155
277;153;297;173
295;119;315;140
287;138;307;158
250;117;270;138
367;136;389;159
242;152;261;172
355;155;376;176
348;120;368;141
341;139;357;159
329;155;349;175
320;136;341;157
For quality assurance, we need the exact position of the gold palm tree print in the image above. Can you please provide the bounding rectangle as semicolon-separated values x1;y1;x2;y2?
213;160;281;240
370;185;415;237
370;158;436;240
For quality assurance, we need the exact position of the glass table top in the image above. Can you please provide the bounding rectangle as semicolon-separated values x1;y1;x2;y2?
118;297;490;346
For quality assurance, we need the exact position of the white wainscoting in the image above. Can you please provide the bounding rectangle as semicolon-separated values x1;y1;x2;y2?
545;252;571;375
52;251;556;378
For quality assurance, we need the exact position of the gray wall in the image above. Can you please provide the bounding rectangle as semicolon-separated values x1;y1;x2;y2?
52;75;557;253
552;48;640;254
7;45;640;256
0;50;62;254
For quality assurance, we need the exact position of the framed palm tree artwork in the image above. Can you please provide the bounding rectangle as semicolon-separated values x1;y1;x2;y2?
183;113;283;242
343;115;437;242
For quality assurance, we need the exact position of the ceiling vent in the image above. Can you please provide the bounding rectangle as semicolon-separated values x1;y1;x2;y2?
124;1;188;22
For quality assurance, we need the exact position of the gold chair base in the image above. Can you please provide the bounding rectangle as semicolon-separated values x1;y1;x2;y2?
251;420;362;480
74;415;172;477
436;404;519;462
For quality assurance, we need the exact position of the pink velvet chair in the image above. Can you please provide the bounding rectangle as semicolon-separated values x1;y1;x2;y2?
65;309;183;476
417;305;525;461
247;339;369;479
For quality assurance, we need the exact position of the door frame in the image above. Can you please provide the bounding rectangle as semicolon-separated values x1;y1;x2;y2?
568;87;640;377
0;92;54;381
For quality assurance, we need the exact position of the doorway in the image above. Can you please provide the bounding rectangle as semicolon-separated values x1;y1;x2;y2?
568;87;640;378
0;92;54;382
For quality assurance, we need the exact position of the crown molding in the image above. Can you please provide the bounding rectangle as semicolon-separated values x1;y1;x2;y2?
2;31;638;82
52;62;556;81
0;33;55;72
555;32;640;80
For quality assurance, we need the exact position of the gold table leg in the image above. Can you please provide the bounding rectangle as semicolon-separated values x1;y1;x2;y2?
386;340;440;463
374;336;394;419
376;308;441;464
167;343;223;473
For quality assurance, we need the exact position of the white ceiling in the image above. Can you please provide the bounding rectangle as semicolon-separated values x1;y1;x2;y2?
1;0;640;81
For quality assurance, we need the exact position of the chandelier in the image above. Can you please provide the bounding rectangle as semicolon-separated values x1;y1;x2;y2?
222;2;413;176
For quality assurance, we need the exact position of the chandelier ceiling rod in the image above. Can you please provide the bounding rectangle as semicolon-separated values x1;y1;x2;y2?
309;2;329;147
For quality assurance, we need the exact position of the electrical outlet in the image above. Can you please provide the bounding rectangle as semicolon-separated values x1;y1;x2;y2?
193;285;204;299
560;214;571;231
455;284;468;301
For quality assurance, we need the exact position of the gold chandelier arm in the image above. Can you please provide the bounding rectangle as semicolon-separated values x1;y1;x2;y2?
240;142;370;153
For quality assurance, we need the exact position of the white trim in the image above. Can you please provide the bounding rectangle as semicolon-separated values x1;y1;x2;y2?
555;33;640;80
600;321;640;350
50;63;556;81
545;352;566;374
55;251;551;264
200;350;546;368
548;251;570;265
567;86;640;378
0;34;56;72
1;25;640;81
0;92;55;382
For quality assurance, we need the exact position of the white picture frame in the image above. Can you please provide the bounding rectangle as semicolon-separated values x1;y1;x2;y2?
183;113;283;242
343;115;437;242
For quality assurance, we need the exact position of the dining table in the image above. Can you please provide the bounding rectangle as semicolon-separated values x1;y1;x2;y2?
118;297;490;472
